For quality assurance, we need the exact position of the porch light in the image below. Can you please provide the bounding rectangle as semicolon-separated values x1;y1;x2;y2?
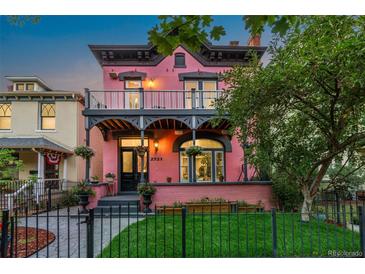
154;139;159;153
148;78;154;88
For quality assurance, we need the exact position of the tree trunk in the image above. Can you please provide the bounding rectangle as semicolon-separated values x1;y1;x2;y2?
301;186;313;222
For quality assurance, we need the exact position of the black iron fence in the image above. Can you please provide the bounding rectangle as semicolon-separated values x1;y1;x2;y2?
0;179;78;215
1;201;365;258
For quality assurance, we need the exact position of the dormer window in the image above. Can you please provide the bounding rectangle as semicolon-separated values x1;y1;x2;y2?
14;82;35;91
174;53;186;68
26;83;34;91
15;83;25;91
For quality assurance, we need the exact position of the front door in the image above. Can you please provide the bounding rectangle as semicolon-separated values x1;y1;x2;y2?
120;148;148;191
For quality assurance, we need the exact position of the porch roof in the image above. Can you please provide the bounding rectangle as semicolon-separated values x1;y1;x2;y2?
0;137;73;154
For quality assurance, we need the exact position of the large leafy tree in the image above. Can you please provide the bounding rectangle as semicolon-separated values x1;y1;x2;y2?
216;16;365;221
148;15;302;55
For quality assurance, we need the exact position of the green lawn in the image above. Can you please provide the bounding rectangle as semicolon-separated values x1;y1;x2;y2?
99;212;361;258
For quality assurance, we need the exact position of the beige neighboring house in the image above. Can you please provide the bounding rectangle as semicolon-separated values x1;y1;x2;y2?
0;76;103;185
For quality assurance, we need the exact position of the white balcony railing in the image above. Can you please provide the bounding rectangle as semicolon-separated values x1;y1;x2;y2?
86;89;223;110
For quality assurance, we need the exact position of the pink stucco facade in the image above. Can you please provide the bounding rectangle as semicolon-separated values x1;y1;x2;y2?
89;42;272;207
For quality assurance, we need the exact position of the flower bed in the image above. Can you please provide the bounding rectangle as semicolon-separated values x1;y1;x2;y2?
3;227;55;258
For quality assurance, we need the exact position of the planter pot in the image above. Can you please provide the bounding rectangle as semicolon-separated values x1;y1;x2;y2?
186;203;231;213
78;194;90;213
237;206;264;213
157;207;182;215
105;177;114;183
142;194;153;213
90;181;99;185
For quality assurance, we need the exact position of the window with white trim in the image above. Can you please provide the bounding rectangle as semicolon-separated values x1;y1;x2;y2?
40;103;56;130
0;103;12;130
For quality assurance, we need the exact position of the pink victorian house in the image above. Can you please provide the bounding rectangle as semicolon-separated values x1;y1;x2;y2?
84;37;273;210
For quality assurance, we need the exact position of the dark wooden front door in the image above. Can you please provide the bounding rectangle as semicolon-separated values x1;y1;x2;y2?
120;148;148;191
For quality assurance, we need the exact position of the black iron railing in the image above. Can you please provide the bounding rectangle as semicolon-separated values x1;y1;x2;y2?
85;89;223;110
1;197;364;258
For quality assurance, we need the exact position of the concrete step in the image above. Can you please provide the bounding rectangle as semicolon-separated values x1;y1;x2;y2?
94;205;139;214
97;200;139;207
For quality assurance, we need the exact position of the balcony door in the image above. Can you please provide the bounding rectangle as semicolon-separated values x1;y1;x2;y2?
184;80;218;109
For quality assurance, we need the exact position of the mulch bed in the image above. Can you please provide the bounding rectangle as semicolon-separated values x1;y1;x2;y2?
5;227;55;258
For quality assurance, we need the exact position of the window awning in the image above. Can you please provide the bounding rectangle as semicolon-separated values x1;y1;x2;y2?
0;137;73;154
118;71;147;81
178;71;222;81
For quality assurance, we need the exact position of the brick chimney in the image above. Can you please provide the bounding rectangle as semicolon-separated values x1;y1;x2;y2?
247;35;261;47
229;41;239;47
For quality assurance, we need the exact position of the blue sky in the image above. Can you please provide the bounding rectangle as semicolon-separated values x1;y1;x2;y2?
0;16;272;91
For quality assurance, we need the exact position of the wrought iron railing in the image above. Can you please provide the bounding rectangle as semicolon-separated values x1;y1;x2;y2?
85;89;223;110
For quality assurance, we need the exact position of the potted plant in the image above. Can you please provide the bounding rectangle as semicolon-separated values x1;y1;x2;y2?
137;182;156;213
73;181;95;213
105;172;115;183
185;145;203;157
166;176;172;183
135;146;148;157
74;145;95;159
90;175;99;184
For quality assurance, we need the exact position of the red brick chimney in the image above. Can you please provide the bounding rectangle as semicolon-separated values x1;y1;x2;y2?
247;35;261;47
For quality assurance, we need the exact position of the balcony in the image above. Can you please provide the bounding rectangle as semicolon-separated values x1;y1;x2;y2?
85;89;223;111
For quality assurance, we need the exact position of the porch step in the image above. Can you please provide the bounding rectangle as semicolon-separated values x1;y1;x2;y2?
95;194;140;213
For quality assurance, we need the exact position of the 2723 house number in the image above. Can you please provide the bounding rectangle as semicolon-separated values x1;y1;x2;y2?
150;157;163;161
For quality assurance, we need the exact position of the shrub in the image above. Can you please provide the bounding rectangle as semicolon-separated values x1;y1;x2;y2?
272;175;303;211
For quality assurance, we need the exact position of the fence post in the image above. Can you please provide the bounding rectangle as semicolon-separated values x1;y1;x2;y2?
0;209;9;258
47;187;52;211
271;208;277;257
86;208;95;258
359;206;365;258
181;207;187;258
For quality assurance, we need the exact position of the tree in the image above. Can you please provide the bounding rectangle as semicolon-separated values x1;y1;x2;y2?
0;149;23;180
216;16;365;221
148;15;302;55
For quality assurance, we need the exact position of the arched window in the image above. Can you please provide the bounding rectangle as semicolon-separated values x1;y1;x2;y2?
0;103;12;130
40;103;56;130
174;53;186;68
179;138;225;183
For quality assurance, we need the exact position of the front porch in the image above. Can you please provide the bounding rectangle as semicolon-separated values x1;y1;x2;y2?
84;114;271;209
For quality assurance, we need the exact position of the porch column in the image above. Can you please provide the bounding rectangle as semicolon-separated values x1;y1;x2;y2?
36;151;45;203
85;126;90;181
62;156;68;190
192;117;197;182
140;129;146;184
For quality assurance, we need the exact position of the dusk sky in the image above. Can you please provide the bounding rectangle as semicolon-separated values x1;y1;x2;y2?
0;16;272;92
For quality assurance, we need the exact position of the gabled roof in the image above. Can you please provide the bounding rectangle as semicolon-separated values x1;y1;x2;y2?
5;76;52;91
89;42;267;67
